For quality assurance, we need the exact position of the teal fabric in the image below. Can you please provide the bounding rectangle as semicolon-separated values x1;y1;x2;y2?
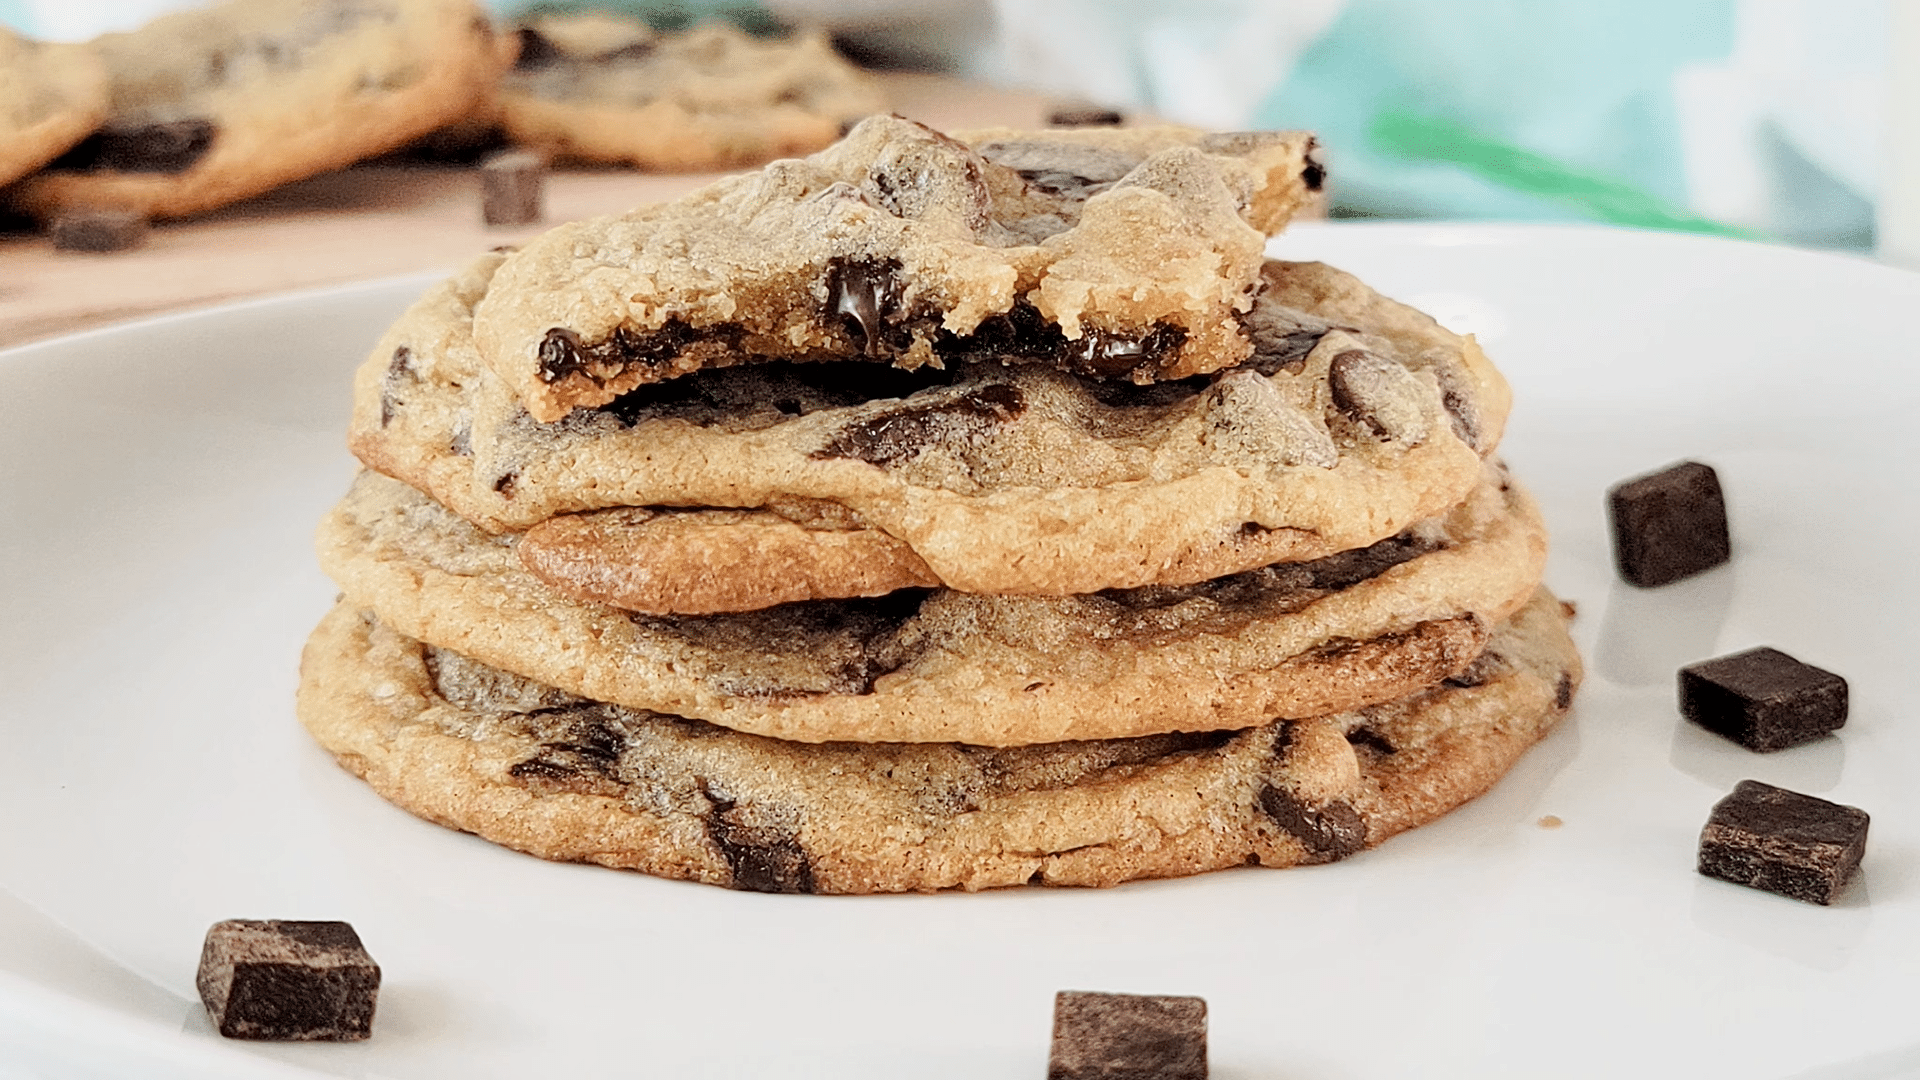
1255;0;1737;224
492;0;778;33
0;1;34;35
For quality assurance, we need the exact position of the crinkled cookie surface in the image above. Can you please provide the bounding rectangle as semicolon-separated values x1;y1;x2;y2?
498;14;884;171
315;465;1545;745
472;114;1327;421
0;28;108;188
297;589;1580;893
354;253;1510;600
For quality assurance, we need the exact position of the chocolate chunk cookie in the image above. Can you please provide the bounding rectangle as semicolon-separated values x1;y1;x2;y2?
295;589;1580;892
314;464;1545;746
0;28;109;188
8;0;510;221
498;14;884;172
471;114;1327;421
354;253;1509;601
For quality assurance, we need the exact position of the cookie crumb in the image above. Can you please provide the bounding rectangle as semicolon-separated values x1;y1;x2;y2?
1537;814;1563;829
50;209;147;252
480;149;545;227
1050;991;1206;1080
196;920;381;1041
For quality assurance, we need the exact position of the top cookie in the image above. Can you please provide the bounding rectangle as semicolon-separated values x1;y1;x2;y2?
8;0;509;221
0;28;109;188
473;114;1325;421
354;253;1511;599
498;14;884;171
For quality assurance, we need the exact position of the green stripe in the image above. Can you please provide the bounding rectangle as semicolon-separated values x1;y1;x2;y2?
1368;110;1762;239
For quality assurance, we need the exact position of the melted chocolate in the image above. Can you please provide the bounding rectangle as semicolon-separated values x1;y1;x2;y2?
813;383;1025;466
537;322;711;386
1257;783;1366;862
824;257;905;355
701;784;816;893
53;120;218;173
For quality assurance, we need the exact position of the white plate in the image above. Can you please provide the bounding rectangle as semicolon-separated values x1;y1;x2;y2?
4;223;1920;1080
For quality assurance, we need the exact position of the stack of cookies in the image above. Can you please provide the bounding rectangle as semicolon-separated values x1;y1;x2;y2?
298;116;1582;893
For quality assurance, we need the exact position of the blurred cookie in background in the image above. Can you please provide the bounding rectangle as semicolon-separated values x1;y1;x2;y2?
0;26;108;188
497;12;885;171
8;0;511;222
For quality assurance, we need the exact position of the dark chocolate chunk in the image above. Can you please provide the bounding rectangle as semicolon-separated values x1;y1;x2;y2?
1679;646;1847;752
1302;137;1326;191
53;119;218;173
379;345;414;426
1048;105;1125;128
824;257;905;356
635;588;933;698
813;383;1024;466
1697;780;1868;905
196;920;380;1041
1257;783;1366;863
513;25;562;69
700;784;816;893
49;209;147;253
1607;460;1731;587
1346;727;1396;755
480;149;544;227
601;357;956;429
537;321;707;386
1049;990;1207;1080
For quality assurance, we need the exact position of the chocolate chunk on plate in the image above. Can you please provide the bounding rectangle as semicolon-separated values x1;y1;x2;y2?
196;920;381;1041
1680;646;1847;752
1050;990;1207;1080
480;149;545;227
1698;780;1868;905
50;209;147;253
1048;104;1125;127
1607;460;1731;587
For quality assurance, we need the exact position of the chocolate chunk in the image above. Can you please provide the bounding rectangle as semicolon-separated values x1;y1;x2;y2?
601;357;956;428
513;25;562;69
1698;780;1868;905
509;707;630;796
637;588;933;697
196;920;380;1041
379;345;414;426
537;322;706;386
1048;105;1125;127
1257;783;1366;863
1240;301;1335;376
1050;991;1207;1080
1346;727;1396;755
1302;138;1326;191
824;257;905;356
1432;361;1482;449
813;383;1024;466
49;209;147;253
701;785;815;893
1679;647;1847;752
942;300;1189;381
53;119;218;173
1327;348;1428;443
480;149;545;227
1607;460;1731;587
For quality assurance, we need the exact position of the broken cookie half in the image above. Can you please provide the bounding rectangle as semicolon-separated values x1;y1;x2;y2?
472;114;1327;422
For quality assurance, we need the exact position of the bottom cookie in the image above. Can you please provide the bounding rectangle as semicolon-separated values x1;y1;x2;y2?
296;590;1581;894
